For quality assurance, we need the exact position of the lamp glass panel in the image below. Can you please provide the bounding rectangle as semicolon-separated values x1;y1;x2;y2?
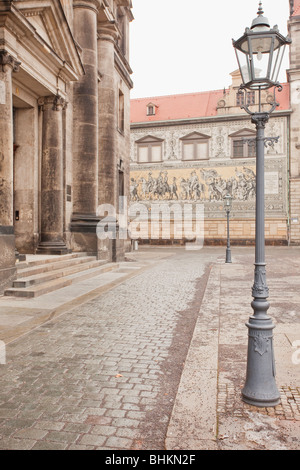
250;50;270;81
235;48;251;85
250;35;273;54
224;196;232;210
271;44;286;83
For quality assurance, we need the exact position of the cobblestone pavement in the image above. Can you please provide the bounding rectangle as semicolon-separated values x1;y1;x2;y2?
0;248;221;450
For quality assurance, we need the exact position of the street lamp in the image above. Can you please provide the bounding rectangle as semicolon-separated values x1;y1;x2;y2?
223;194;232;264
232;2;291;407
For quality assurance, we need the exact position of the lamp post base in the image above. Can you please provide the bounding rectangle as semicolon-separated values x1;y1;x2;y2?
241;391;281;408
225;248;232;263
242;307;281;408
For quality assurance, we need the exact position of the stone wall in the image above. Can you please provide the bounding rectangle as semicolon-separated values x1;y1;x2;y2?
0;0;133;292
130;114;289;245
288;8;300;244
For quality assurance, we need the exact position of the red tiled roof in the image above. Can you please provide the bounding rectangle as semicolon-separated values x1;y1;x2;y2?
292;0;300;16
130;84;290;124
130;90;225;123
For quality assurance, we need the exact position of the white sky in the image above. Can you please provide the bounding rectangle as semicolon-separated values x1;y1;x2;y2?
129;0;291;99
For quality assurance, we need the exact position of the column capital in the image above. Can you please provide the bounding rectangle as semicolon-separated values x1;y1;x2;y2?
97;21;119;42
38;95;67;111
73;0;101;13
0;50;21;73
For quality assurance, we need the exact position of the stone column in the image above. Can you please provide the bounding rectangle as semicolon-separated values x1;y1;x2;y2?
36;95;68;255
71;0;100;253
98;23;118;208
97;23;124;262
0;51;20;292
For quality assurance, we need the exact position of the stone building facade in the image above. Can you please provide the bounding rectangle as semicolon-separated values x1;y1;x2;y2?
129;1;300;248
0;0;133;293
130;72;291;246
288;0;300;244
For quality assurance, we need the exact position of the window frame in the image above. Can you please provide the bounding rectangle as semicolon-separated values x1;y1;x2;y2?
236;91;255;107
180;132;210;161
118;89;125;133
146;103;157;116
230;129;257;159
135;135;164;164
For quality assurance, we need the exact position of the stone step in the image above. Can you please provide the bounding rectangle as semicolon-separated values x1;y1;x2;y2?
17;252;87;269
4;262;118;298
4;277;73;298
16;255;98;279
12;259;107;288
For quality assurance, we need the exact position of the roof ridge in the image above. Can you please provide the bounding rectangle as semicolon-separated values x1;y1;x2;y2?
130;83;288;102
130;88;228;101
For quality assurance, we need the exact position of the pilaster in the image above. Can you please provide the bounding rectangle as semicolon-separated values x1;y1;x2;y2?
0;50;20;292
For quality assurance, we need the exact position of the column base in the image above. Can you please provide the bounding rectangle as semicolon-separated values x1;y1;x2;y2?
70;213;125;261
0;226;17;294
36;241;69;255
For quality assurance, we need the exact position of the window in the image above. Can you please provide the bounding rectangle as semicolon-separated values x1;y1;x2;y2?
230;129;256;158
236;91;255;107
135;135;164;163
180;132;210;161
118;89;125;132
147;103;157;116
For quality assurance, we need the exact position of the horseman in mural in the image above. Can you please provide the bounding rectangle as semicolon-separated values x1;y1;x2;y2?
130;166;256;203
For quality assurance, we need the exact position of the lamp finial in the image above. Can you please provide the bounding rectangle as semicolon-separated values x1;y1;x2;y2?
251;2;270;29
258;2;264;16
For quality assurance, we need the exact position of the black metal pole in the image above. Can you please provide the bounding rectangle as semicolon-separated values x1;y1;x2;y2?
241;112;280;407
225;209;232;263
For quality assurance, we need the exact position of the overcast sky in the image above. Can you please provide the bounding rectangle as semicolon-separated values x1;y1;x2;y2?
129;0;291;99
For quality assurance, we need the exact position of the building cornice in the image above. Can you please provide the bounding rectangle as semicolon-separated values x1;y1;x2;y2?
73;0;102;13
130;110;292;130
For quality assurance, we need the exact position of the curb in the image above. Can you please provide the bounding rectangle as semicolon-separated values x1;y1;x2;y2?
165;264;221;450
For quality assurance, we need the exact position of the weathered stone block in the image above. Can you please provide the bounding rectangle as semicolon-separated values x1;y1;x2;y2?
0;226;16;294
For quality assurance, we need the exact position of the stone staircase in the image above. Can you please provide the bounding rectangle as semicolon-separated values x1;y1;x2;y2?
4;253;117;298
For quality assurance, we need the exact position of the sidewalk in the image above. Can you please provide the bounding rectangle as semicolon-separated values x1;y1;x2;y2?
166;247;300;450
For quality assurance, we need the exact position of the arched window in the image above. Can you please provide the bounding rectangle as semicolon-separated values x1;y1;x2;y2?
146;103;157;116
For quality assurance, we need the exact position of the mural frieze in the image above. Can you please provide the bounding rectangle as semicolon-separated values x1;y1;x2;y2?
130;158;287;218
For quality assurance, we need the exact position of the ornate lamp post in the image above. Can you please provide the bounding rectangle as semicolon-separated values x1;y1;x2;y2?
224;194;232;264
232;2;291;407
